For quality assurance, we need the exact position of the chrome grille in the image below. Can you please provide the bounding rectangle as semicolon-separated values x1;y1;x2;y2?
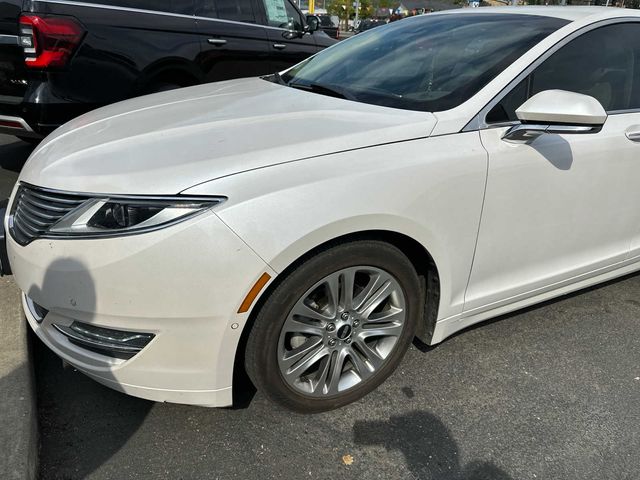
10;184;91;245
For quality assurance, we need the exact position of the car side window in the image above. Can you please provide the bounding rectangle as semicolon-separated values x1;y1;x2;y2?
261;0;303;30
198;0;257;23
487;23;640;124
485;77;528;124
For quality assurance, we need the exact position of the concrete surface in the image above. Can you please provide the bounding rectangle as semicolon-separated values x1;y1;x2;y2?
0;135;37;480
1;134;639;480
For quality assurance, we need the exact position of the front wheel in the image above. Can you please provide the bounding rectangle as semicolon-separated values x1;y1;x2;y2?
245;240;422;412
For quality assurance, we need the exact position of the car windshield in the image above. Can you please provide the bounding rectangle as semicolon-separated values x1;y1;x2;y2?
280;14;568;112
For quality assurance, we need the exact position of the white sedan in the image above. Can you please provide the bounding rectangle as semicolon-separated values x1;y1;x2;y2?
4;7;640;412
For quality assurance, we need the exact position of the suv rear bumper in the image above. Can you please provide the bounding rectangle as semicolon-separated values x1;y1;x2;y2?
0;80;97;137
0;114;41;138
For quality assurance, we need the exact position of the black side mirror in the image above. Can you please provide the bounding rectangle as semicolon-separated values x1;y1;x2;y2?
306;15;320;33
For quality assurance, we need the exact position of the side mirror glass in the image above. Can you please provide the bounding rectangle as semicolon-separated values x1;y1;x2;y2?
306;15;320;33
503;90;607;143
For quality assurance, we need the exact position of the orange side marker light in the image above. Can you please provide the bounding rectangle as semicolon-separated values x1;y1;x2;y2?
238;272;272;314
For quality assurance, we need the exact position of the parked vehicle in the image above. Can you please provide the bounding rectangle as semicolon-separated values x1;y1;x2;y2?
5;7;640;413
355;19;386;33
0;0;334;141
315;14;339;39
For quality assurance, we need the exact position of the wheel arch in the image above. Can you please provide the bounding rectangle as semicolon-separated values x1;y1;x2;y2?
135;58;203;94
232;229;441;396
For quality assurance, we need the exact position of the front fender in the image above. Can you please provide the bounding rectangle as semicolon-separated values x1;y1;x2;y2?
184;132;488;320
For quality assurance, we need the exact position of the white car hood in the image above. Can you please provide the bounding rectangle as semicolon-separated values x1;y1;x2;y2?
19;77;437;194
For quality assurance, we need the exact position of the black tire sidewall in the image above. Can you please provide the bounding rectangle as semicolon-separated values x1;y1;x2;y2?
245;240;422;413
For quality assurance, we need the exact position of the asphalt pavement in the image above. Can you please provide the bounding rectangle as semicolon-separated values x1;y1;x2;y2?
1;134;639;480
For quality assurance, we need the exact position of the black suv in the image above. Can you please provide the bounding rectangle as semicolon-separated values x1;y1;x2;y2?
0;0;335;140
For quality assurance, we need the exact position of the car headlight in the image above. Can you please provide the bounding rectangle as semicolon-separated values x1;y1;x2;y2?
47;196;225;238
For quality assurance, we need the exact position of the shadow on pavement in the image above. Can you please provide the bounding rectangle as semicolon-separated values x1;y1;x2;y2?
30;258;153;479
0;139;35;173
353;409;512;480
35;341;153;479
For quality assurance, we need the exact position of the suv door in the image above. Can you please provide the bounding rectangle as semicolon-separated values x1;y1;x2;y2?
256;0;319;72
465;22;640;313
196;0;270;82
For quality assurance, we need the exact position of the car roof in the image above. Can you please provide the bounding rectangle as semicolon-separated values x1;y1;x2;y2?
432;6;640;22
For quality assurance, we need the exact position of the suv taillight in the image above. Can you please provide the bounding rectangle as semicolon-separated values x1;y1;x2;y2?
19;15;85;69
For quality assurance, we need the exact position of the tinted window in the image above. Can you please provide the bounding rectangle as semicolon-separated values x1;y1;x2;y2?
488;23;640;123
199;0;256;22
281;14;568;112
486;77;528;123
317;15;336;28
262;0;303;30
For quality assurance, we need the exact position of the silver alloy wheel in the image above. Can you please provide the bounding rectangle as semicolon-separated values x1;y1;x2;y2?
277;266;407;397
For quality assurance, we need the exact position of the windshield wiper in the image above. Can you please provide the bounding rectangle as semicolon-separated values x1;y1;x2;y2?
288;82;357;101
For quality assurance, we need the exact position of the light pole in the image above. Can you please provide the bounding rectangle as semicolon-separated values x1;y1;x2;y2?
354;0;360;26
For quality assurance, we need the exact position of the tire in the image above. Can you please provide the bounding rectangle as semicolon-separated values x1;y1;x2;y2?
245;240;422;413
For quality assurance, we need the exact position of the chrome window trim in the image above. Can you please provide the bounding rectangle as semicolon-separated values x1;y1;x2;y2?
34;0;304;34
0;34;19;45
608;108;640;115
463;17;640;133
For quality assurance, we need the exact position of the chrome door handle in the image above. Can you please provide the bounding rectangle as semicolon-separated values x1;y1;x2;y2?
207;38;227;46
273;43;287;50
626;130;640;142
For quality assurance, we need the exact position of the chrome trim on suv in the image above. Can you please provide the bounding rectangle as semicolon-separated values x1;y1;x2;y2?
0;115;37;135
0;34;19;45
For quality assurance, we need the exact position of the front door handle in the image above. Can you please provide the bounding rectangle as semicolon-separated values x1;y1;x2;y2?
273;43;287;50
207;38;227;46
626;130;640;142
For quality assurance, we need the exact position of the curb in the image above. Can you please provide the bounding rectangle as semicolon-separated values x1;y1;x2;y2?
0;277;38;480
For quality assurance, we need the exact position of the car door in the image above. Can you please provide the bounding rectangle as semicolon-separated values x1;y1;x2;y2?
464;22;640;313
195;0;271;82
256;0;319;72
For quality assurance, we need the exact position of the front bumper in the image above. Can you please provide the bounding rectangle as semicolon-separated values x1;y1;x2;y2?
0;203;11;276
7;208;274;407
